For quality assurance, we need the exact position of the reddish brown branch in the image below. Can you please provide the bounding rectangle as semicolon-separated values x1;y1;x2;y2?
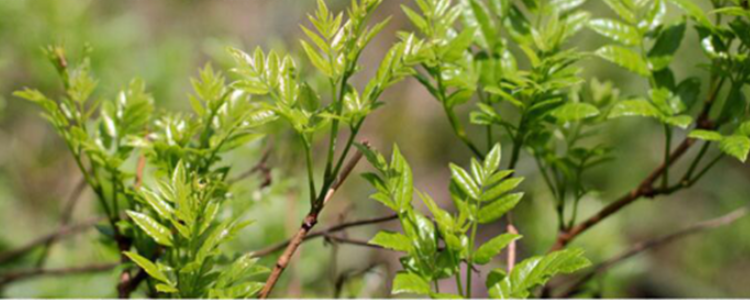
258;142;367;298
549;80;722;252
556;206;748;297
252;213;398;257
0;262;118;286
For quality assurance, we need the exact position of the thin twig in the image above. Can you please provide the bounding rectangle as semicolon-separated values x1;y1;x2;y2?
230;148;272;186
0;217;104;264
258;142;367;298
252;214;398;257
556;206;749;298
549;80;722;251
323;235;388;250
35;177;88;267
0;262;119;286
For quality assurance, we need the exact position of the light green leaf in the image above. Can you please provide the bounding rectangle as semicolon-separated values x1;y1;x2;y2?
474;233;522;265
369;231;413;252
155;284;178;294
489;248;590;299
484;143;503;173
124;251;170;283
141;189;174;220
480;177;525;203
450;163;481;200
127;211;173;246
689;130;723;142
551;102;600;122
720;135;750;162
667;0;712;29
595;45;650;76
588;19;641;46
609;99;661;119
602;0;636;24
478;193;524;224
300;40;332;77
392;272;431;295
664;115;692;129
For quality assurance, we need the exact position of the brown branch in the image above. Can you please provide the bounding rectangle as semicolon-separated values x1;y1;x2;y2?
252;213;398;257
549;79;723;252
230;148;272;187
35;177;88;267
556;206;749;298
0;217;104;264
0;262;118;286
258;142;368;298
323;235;389;250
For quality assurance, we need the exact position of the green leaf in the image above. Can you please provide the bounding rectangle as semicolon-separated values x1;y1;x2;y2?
719;135;750;162
595;45;650;76
648;21;686;71
392;272;431;295
468;0;498;50
664;115;692;129
369;231;413;252
667;0;712;29
300;40;332;77
484;143;503;173
141;189;174;220
127;211;173;247
402;5;428;33
551;102;600;122
478;193;524;224
480;177;524;202
450;163;481;200
550;0;586;14
689;130;723;142
609;99;661;119
474;233;522;265
602;0;636;24
588;19;641;46
124;251;170;283
391;146;414;212
489;248;590;299
155;284;179;294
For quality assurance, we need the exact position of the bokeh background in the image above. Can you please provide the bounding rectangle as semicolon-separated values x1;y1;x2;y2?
0;0;748;298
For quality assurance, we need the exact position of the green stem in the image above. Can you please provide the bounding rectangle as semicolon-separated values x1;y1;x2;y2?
683;142;710;182
466;220;478;298
662;125;672;189
301;136;317;206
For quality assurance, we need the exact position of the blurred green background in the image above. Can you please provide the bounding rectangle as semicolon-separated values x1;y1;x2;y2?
0;0;748;298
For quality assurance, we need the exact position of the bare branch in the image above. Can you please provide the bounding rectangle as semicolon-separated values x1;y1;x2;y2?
36;177;88;267
0;217;104;264
252;213;398;257
0;262;118;286
556;206;749;297
230;148;272;186
258;141;368;298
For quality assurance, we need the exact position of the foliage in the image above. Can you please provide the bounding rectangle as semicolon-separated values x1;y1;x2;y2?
361;144;590;298
10;0;750;298
15;46;272;297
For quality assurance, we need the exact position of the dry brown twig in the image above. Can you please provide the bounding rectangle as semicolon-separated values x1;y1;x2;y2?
555;206;749;297
258;142;368;298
